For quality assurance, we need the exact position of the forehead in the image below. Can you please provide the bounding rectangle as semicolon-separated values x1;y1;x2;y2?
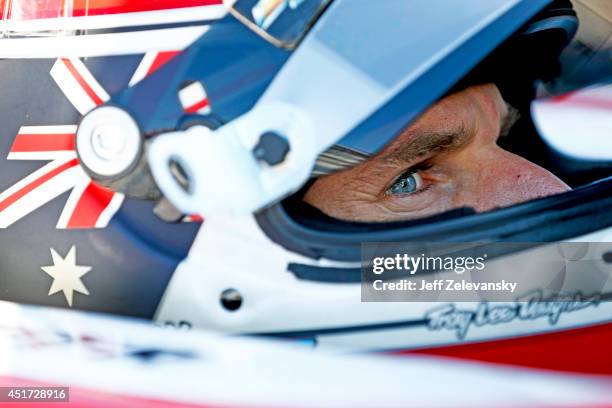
379;84;505;160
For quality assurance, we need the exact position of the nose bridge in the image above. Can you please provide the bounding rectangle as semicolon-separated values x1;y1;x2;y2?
472;146;569;211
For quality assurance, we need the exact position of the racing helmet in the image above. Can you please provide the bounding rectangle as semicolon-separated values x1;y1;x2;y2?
3;0;612;369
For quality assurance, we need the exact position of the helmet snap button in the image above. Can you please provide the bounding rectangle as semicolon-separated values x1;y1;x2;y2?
220;288;242;311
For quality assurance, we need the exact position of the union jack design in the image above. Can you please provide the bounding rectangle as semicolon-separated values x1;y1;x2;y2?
0;51;180;229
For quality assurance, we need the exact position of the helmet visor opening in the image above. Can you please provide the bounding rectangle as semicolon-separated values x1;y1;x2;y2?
290;0;612;226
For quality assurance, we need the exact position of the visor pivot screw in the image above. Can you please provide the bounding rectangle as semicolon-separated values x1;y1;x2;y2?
220;288;242;311
76;106;141;179
252;132;290;166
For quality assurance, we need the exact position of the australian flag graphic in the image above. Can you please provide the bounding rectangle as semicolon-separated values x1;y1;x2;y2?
0;53;201;318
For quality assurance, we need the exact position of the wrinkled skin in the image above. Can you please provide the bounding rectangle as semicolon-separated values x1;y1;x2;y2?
304;84;569;222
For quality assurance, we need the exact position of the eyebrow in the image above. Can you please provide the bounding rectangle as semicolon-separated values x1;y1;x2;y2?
382;125;469;165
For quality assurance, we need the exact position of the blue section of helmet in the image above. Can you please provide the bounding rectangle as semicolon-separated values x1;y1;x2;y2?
111;13;290;133
82;55;143;95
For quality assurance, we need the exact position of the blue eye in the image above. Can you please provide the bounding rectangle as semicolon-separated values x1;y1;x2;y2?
388;171;424;195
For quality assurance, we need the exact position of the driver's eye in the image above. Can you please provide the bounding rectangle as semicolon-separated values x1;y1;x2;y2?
387;170;424;195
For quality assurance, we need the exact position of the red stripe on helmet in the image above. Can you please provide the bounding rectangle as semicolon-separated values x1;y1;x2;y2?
10;133;75;153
